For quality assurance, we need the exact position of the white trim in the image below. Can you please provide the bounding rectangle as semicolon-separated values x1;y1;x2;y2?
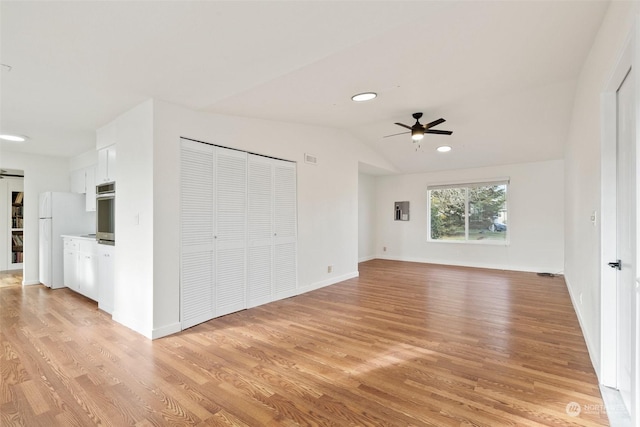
425;176;510;189
112;310;151;339
427;181;510;245
565;276;601;380
358;255;375;263
152;322;181;340
600;17;639;424
298;271;359;293
375;254;557;274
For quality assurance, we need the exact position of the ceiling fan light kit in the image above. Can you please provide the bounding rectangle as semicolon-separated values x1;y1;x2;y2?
385;112;453;144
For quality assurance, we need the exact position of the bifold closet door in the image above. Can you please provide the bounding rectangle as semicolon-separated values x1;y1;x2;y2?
214;147;247;317
180;140;215;329
247;154;274;308
273;159;298;300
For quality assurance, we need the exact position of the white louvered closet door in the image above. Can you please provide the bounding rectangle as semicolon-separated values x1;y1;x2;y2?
247;155;273;308
180;139;215;329
273;159;298;299
215;147;247;317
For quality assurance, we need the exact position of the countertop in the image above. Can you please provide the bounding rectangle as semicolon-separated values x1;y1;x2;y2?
61;234;97;241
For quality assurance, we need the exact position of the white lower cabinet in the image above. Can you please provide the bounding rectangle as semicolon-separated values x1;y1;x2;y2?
63;237;114;311
77;241;98;301
97;244;114;314
63;238;79;292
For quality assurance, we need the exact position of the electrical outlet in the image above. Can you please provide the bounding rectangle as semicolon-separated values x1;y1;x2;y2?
383;246;387;252
327;265;333;273
579;293;583;304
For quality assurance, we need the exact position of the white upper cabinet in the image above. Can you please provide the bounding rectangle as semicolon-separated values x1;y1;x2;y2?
96;119;117;183
85;166;96;211
69;165;97;211
97;145;116;183
70;169;86;193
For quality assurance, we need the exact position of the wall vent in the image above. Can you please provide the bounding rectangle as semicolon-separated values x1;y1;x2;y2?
304;153;318;165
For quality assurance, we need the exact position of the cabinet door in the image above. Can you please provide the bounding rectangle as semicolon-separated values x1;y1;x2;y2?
98;148;108;183
214;147;247;317
180;140;215;329
247;154;273;308
85;166;96;211
63;239;78;291
107;146;116;182
70;169;86;193
97;245;114;314
97;146;116;183
77;251;98;301
273;160;298;299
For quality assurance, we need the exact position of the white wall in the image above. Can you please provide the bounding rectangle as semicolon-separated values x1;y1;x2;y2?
69;149;98;172
358;172;376;262
374;159;564;273
564;0;639;396
0;151;70;284
103;99;395;338
108;100;155;338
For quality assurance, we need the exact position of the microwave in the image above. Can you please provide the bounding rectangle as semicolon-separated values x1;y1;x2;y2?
96;182;115;245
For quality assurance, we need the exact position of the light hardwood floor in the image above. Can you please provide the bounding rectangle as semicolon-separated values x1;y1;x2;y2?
1;260;608;426
0;270;22;289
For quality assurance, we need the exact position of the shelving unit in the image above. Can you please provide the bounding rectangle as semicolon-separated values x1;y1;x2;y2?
10;191;24;267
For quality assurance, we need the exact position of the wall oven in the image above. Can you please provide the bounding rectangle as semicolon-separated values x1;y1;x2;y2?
96;182;115;245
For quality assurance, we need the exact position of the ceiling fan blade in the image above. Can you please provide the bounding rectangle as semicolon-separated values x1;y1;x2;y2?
394;122;412;130
383;131;410;138
424;118;445;129
425;129;453;135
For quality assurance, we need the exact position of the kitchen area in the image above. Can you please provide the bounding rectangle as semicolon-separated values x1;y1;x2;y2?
37;135;116;315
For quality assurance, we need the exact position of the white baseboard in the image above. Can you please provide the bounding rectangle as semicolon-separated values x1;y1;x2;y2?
564;276;600;381
358;255;375;263
152;322;181;340
374;254;560;274
112;311;152;339
22;279;41;286
299;271;359;293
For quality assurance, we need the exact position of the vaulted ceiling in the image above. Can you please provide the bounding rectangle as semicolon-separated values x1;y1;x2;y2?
1;1;609;173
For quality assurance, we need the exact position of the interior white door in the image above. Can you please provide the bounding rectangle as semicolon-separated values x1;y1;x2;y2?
273;160;298;299
214;147;247;317
180;140;215;329
247;154;274;308
614;66;635;414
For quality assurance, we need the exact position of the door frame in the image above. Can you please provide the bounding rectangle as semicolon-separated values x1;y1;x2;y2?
600;18;639;422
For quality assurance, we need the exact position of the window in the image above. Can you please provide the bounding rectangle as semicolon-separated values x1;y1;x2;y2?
428;180;508;243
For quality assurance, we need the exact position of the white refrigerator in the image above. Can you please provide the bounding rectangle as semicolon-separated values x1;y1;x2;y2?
39;192;95;289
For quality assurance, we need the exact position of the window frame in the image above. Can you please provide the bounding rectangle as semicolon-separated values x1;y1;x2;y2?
427;179;510;245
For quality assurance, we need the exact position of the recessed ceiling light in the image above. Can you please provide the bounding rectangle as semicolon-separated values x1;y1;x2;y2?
0;134;29;142
436;145;452;152
351;92;377;102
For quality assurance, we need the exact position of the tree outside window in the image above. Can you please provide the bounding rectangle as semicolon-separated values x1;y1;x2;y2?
429;182;508;242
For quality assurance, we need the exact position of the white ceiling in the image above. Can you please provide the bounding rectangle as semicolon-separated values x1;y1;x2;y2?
0;1;609;173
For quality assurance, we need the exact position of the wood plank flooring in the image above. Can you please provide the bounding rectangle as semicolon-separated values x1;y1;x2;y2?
1;260;608;426
0;270;22;288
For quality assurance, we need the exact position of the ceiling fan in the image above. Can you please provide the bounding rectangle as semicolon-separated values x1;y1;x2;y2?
384;112;452;141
